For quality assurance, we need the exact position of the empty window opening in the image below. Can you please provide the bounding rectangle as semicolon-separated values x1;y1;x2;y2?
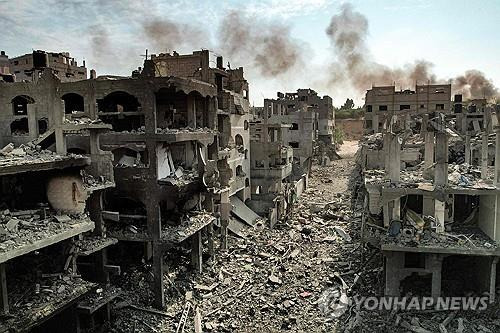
38;118;48;134
290;141;299;148
400;105;410;110
112;147;148;167
12;95;34;115
98;91;143;131
235;134;244;152
379;105;388;111
62;93;84;114
97;91;140;113
291;123;299;130
10;118;29;136
236;165;245;177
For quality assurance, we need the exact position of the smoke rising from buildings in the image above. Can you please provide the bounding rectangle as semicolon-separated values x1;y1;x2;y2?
218;11;304;77
325;3;498;101
142;18;208;52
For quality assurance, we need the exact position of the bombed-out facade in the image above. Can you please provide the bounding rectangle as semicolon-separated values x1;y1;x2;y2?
0;48;337;331
359;85;500;303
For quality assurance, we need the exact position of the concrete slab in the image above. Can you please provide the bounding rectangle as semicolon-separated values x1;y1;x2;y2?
230;196;260;226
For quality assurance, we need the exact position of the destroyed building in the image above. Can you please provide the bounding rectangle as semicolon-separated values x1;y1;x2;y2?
364;84;452;134
263;88;335;145
0;48;259;320
0;70;116;332
359;86;500;303
247;120;295;227
7;50;87;83
262;96;317;177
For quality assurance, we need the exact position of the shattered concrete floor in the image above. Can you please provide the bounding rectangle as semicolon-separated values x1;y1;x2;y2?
107;141;500;333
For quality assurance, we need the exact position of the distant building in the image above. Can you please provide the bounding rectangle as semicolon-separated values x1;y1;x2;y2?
266;89;335;144
0;51;14;82
9;50;87;82
363;84;452;133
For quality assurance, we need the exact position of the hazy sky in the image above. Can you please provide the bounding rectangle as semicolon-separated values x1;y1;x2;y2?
1;0;499;106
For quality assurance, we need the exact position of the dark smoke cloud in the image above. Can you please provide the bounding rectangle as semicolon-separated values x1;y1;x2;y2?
218;11;303;77
89;25;111;60
142;18;208;53
325;3;436;91
325;3;498;100
453;70;499;100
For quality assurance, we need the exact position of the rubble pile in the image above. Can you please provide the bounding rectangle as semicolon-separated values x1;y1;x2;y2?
0;210;91;252
359;133;383;149
156;127;217;135
1;275;96;330
0;142;85;168
81;170;114;189
108;151;376;332
63;117;104;125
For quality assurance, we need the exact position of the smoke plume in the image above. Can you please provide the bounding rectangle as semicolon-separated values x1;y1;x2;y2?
453;70;499;100
142;18;208;52
325;3;436;92
325;3;498;101
218;11;303;77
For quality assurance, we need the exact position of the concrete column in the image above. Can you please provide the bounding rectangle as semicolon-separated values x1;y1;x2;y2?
428;254;443;298
191;231;203;273
421;114;429;135
219;189;230;249
482;131;489;179
0;263;8;314
388;133;401;183
55;101;66;154
384;252;403;297
424;132;435;168
465;132;471;164
27;104;37;140
372;114;379;133
435;200;446;233
152;242;164;309
423;196;434;216
207;223;214;257
495;129;500;186
187;94;197;128
383;203;391;227
490;257;499;303
435;132;448;186
384;134;390;177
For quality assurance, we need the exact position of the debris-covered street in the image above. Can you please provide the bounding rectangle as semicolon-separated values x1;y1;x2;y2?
107;141;373;332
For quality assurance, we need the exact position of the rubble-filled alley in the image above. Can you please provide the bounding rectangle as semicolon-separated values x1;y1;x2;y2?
106;141;363;333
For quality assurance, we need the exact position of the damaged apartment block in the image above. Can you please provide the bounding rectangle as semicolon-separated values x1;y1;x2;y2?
248;88;337;226
0;47;338;331
0;49;258;330
0;69;116;332
359;83;500;302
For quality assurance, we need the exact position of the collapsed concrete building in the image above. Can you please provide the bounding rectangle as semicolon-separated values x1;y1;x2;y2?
6;50;87;83
0;71;116;331
0;48;284;331
359;84;500;302
246;88;336;226
0;46;340;331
